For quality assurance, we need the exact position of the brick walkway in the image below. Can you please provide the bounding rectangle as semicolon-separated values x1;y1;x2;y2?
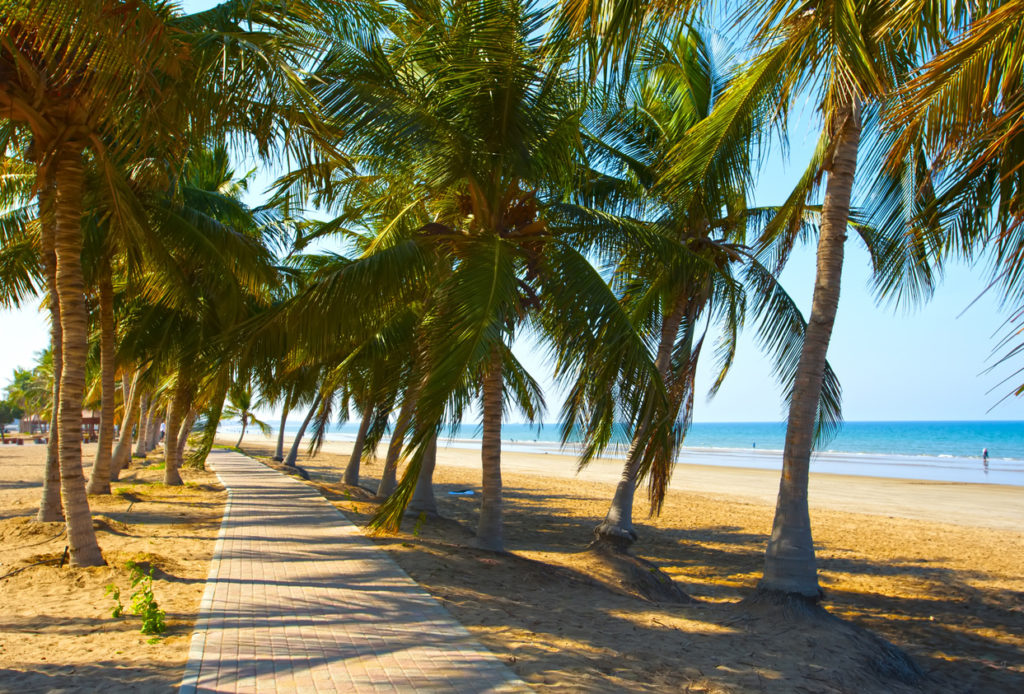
180;450;528;693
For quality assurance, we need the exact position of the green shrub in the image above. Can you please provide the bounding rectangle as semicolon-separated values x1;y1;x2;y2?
107;561;167;637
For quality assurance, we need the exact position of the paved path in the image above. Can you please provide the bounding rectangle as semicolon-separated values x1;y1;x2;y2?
180;450;528;693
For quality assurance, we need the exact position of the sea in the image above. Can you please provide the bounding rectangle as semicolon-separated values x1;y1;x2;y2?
234;419;1024;487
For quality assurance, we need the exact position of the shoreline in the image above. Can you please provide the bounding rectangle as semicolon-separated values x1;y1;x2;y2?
224;428;1024;486
236;434;1024;530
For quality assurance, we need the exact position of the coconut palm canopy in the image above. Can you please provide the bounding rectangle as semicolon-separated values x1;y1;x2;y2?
0;0;1019;648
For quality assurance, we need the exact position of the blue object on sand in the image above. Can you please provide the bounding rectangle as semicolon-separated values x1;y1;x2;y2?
448;490;474;496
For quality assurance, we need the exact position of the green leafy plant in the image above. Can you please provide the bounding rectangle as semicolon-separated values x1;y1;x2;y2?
105;584;124;618
123;560;167;636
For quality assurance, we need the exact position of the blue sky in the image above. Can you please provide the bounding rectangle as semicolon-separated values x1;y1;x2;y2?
2;0;1021;423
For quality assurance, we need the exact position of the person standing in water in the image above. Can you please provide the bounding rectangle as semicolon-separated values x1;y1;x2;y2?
982;447;990;472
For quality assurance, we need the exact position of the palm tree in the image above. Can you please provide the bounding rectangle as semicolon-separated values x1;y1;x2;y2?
279;0;673;552
110;368;144;480
0;0;343;565
224;381;271;449
85;252;117;495
575;29;842;554
668;0;937;600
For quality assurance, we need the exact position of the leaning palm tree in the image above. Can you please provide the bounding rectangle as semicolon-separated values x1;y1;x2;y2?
574;29;842;555
0;0;339;565
278;0;674;551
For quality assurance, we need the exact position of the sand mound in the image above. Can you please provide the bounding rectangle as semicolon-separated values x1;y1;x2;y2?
91;515;133;535
0;517;65;545
579;544;693;603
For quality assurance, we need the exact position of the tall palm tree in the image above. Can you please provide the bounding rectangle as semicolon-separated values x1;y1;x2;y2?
0;0;339;566
669;0;938;600
576;29;842;552
84;221;120;495
278;0;673;552
110;367;144;480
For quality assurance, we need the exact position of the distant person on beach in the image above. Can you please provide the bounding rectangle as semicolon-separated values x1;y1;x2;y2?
982;447;989;472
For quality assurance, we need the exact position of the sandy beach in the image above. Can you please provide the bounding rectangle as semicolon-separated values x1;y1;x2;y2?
0;444;225;692
2;436;1023;692
433;442;1024;530
238;435;1024;692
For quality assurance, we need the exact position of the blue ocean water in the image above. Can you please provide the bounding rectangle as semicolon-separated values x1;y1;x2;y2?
235;419;1024;485
290;419;1024;460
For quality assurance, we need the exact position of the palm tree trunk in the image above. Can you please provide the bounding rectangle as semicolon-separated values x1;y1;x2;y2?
37;176;63;522
759;101;862;600
163;380;188;486
235;416;248;449
111;370;142;480
133;393;151;458
177;408;197;462
474;347;504;551
273;405;289;461
285;396;320;467
377;384;420;497
87;264;116;495
53;146;104;566
146;408;162;452
594;296;687;548
344;405;373;486
595;437;644;545
408;431;439;516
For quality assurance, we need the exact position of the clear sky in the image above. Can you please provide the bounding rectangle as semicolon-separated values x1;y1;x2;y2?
3;0;1022;423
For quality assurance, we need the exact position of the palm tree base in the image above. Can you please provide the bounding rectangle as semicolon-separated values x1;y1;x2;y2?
405;505;440;518
70;547;106;568
36;508;64;523
744;588;925;686
585;539;691;604
748;583;824;610
470;535;504;552
85;479;111;496
265;459;310;479
591;520;639;551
